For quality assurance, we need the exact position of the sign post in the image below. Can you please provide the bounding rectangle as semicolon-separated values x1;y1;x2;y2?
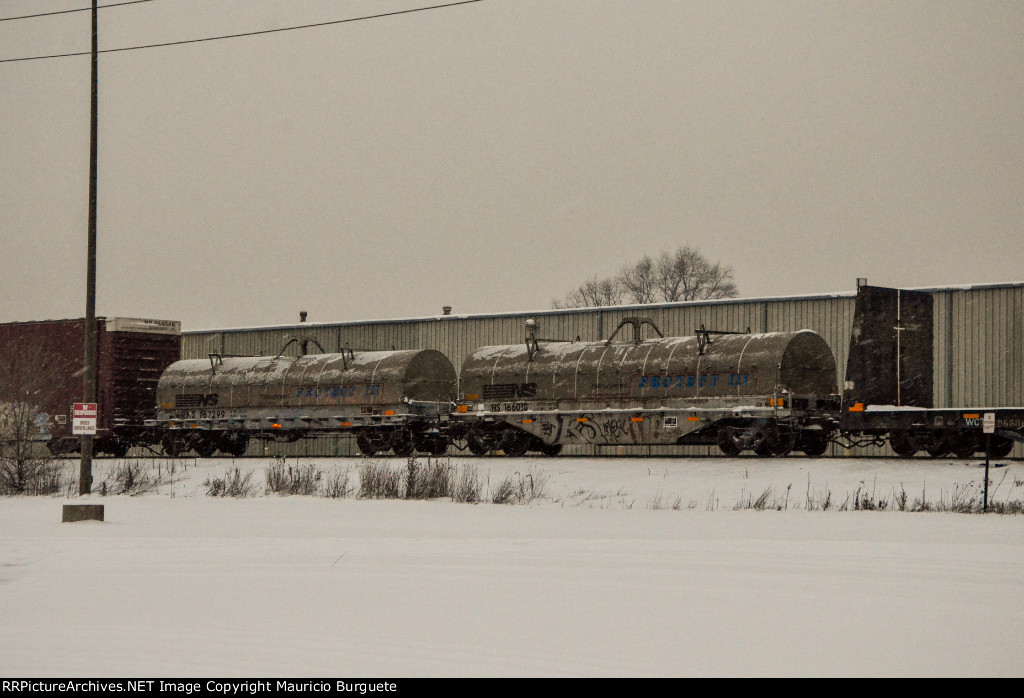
66;399;103;523
983;412;995;512
72;403;98;436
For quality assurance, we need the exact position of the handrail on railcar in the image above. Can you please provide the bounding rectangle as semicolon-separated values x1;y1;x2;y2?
694;324;751;355
605;317;664;346
274;336;327;360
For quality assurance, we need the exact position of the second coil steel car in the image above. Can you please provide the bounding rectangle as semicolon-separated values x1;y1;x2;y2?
452;318;839;457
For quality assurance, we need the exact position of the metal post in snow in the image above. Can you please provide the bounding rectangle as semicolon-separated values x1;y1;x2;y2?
984;433;990;513
983;412;995;513
79;0;98;496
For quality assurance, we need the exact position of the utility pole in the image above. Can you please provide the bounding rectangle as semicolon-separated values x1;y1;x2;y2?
79;0;98;496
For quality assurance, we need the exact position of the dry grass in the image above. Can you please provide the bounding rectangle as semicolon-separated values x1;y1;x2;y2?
93;458;189;496
320;468;352;499
491;469;549;505
9;452;1019;517
357;460;401;499
734;485;793;511
355;457;484;502
204;468;257;498
0;453;64;495
266;460;322;495
647;491;683;510
452;464;483;503
404;458;452;500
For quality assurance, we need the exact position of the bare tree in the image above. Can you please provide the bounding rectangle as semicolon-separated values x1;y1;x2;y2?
617;255;659;304
0;402;61;494
695;260;738;300
655;246;737;302
0;337;67;494
553;246;737;308
552;276;623;309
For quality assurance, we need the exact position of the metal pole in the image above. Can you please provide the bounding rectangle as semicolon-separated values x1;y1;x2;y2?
79;0;98;496
984;433;990;513
895;291;902;406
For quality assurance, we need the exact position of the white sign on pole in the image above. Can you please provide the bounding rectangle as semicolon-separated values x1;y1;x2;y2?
983;412;996;434
72;402;98;435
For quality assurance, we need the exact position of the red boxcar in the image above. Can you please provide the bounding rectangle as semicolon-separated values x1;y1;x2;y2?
0;317;180;456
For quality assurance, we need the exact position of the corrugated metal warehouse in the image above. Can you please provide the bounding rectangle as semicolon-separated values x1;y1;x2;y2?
181;281;1024;458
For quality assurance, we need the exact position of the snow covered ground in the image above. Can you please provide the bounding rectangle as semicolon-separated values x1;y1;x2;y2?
2;455;1023;677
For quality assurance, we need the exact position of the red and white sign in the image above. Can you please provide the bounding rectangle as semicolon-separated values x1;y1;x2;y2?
72;402;98;435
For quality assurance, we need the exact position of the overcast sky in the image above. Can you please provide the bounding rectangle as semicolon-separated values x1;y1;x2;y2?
2;0;1022;330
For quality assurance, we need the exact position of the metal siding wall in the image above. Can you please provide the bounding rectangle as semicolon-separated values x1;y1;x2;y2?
949;285;1024;409
952;290;968;406
955;290;980;407
220;328;292;357
181;331;222;359
932;291;951;409
945;286;1023;457
1014;287;1024;409
987;289;1002;405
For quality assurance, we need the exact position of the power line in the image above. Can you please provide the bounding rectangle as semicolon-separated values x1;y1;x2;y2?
0;0;485;64
0;0;155;23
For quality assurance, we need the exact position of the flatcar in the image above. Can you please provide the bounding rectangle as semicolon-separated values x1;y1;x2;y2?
838;285;1019;459
151;341;457;457
451;318;840;457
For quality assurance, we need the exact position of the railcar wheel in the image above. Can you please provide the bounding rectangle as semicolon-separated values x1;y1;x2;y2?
392;430;415;457
104;436;129;458
770;428;797;457
753;426;778;457
426;436;449;456
925;433;950;458
356;432;377;457
412;432;448;456
227;440;248;457
716;428;743;456
219;433;249;457
798;431;829;457
501;430;530;457
466;431;491;456
888;431;919;458
192;435;217;458
988;435;1014;458
950;433;978;459
161;434;187;457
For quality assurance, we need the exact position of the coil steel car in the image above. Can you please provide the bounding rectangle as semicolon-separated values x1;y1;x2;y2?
452;319;839;457
153;346;457;457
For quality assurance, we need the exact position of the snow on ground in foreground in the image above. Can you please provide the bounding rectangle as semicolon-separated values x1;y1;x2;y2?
1;455;1023;677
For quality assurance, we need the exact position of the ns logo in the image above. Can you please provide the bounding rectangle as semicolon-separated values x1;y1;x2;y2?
512;383;537;398
175;393;220;408
481;382;538;400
